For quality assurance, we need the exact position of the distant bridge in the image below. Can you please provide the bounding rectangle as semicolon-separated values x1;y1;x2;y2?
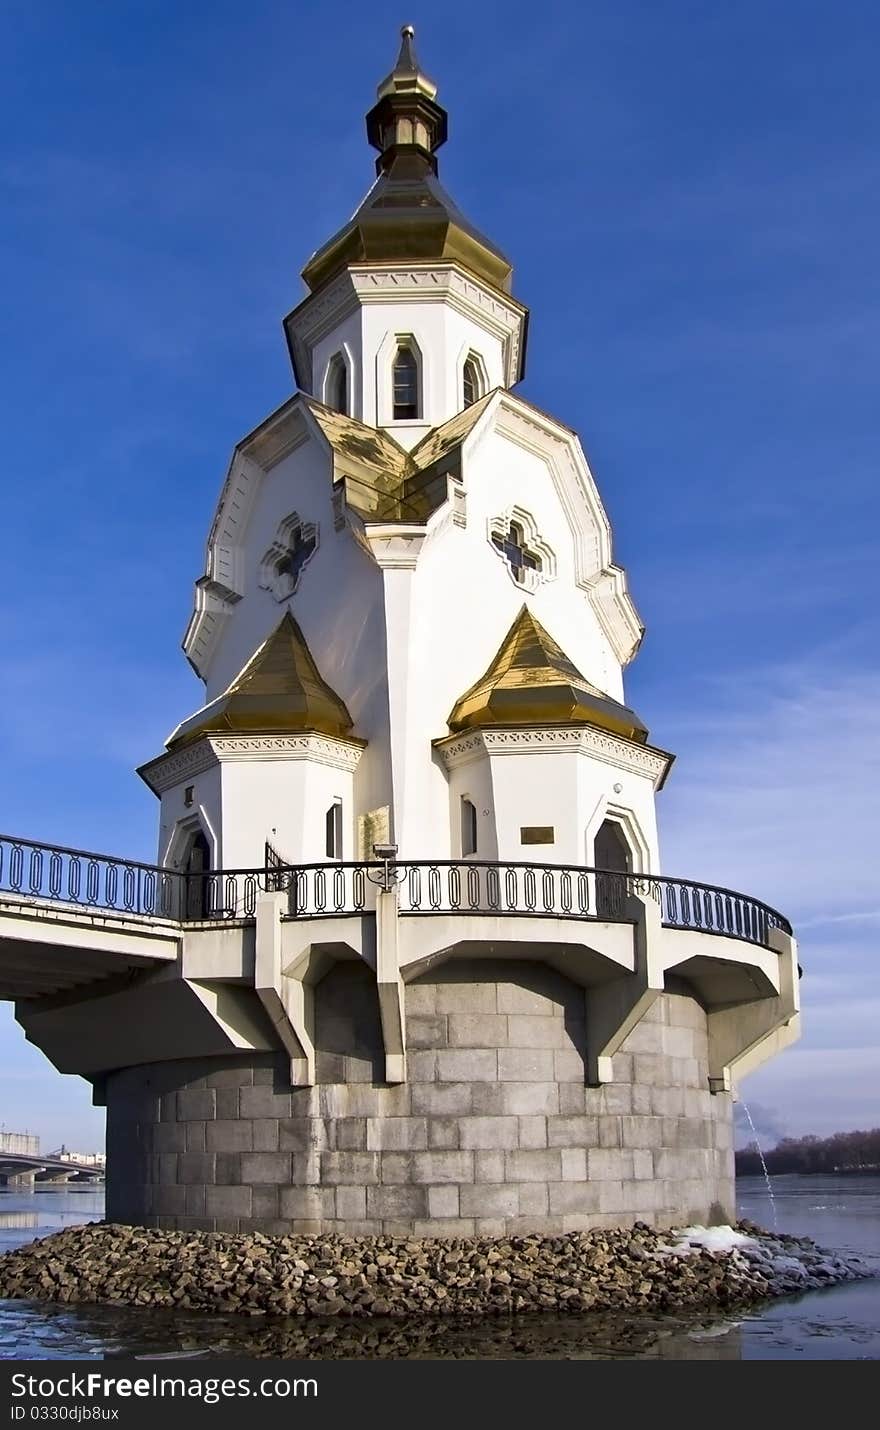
0;1150;104;1184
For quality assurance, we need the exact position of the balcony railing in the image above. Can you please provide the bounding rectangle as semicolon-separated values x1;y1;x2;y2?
0;833;791;950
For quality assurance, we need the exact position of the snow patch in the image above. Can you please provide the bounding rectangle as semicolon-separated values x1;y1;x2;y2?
658;1225;757;1257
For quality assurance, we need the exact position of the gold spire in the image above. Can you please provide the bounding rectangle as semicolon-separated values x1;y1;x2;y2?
300;27;513;295
167;611;355;748
448;606;649;741
376;25;438;101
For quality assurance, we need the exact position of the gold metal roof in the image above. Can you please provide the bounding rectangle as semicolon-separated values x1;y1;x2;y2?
448;606;649;741
305;391;493;523
167;611;355;748
301;28;513;296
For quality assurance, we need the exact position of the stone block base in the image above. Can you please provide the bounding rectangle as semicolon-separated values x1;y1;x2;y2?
105;961;734;1235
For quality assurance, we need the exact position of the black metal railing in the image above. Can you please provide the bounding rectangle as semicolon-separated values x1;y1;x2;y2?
0;833;791;950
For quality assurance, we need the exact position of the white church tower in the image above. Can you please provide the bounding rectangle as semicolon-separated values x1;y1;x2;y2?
8;29;799;1239
140;26;660;890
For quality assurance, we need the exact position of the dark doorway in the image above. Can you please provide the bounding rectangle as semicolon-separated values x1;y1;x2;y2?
184;829;211;920
594;819;631;919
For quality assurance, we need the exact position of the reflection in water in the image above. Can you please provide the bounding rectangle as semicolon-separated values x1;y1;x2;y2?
0;1212;38;1229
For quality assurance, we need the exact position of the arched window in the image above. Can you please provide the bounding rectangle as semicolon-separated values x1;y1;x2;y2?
183;828;211;921
325;353;348;415
325;800;343;860
392;344;420;420
462;354;482;409
461;797;478;857
594;819;632;919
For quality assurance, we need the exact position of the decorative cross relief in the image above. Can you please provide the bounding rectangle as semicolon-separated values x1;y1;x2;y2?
487;507;555;592
259;513;319;601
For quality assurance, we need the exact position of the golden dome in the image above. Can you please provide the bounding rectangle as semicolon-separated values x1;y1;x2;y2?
301;27;513;296
448;606;649;741
167;612;355;748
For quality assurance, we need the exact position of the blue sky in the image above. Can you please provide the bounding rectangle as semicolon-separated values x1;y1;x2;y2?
1;1;877;1151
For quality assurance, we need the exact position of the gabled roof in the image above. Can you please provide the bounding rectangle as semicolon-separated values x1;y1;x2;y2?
448;605;648;741
304;391;493;523
168;611;354;748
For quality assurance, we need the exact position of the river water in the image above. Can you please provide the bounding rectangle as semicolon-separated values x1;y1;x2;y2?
0;1175;877;1360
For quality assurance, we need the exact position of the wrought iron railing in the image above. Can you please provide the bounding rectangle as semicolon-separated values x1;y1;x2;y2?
0;833;791;949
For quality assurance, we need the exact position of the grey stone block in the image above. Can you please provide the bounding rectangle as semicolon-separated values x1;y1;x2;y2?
335;1185;367;1220
458;1116;519;1150
177;1153;216;1185
405;1050;439;1083
436;1049;497;1082
410;1083;472;1116
630;1085;653;1115
598;1083;632;1115
559;1084;586;1115
633;1053;671;1085
153;1185;187;1216
335;1118;367;1150
204;1063;253;1089
366;1117;428;1151
206;1120;253;1153
427;1185;459;1218
517;1115;547;1148
474;1151;505;1183
253;1119;280;1151
185;1185;206;1217
446;1013;508;1048
153;1122;186;1153
214;1153;241;1185
548;1181;601;1214
279;1186;335;1220
610;1052;633;1083
505;1149;562;1182
411;1219;476;1238
411;1151;474;1184
547;1116;599;1147
498;1082;559;1115
434;982;497;1014
367;1185;429;1220
427;1116;460;1149
506;1015;568;1049
475;1218;507;1237
215;1089;240;1120
549;1052;586;1081
176;1089;216;1122
621;1115;664;1148
460;1183;519;1217
599;1117;622;1147
319;1152;379;1185
378;1153;413;1184
252;1186;280;1220
496;984;562;1016
587;1148;634;1181
240;1086;291;1120
404;982;437;1015
290;1152;321;1185
407;1015;448;1048
513;1183;547;1216
239;1152;292;1185
498;1049;554;1081
185;1122;206;1152
315;1053;347;1083
633;1149;654;1180
279;1118;330;1152
561;1148;587;1180
205;1185;253;1218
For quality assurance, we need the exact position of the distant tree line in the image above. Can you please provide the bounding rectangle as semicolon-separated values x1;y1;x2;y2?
736;1128;880;1175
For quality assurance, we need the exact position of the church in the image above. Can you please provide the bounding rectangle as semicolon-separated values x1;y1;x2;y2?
4;28;800;1236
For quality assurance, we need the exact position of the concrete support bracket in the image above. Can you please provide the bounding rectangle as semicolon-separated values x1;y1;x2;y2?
255;891;312;1085
707;926;801;1093
376;889;406;1083
585;891;664;1085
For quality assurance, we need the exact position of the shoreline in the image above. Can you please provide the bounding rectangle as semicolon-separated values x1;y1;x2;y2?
0;1220;871;1321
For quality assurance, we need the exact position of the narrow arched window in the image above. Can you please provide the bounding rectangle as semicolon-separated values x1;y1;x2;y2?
462;355;481;409
392;344;420;420
326;353;348;415
461;797;478;858
325;800;343;860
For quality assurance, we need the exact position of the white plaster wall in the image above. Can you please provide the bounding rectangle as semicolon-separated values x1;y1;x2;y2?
310;310;364;420
218;759;355;869
158;764;222;869
444;757;497;861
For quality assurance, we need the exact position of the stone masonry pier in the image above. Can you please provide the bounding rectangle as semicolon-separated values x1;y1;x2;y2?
106;960;733;1236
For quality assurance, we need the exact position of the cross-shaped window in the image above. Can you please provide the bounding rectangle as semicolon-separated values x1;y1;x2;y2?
491;520;542;585
275;522;317;589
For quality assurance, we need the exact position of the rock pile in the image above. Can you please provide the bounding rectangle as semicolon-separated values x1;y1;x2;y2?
0;1221;869;1320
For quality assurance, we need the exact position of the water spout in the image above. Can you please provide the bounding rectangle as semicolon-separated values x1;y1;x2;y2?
741;1101;777;1229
